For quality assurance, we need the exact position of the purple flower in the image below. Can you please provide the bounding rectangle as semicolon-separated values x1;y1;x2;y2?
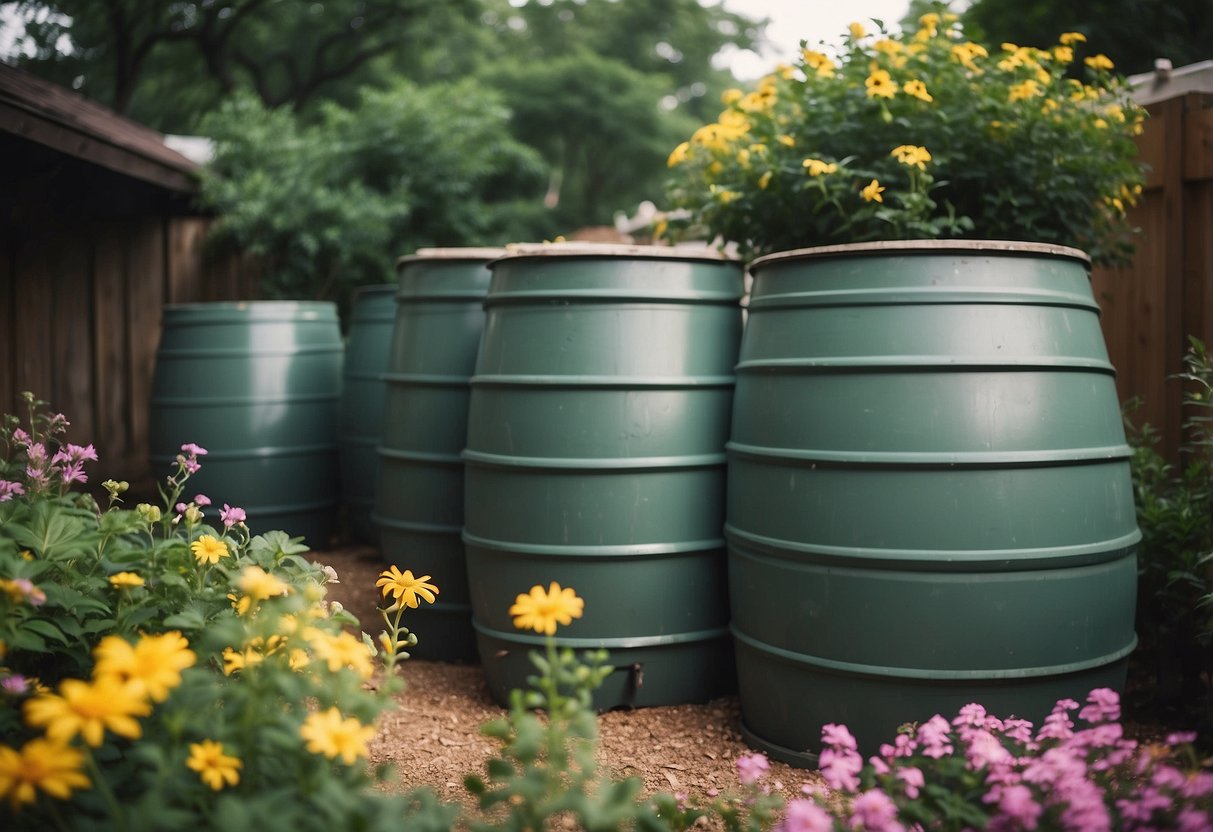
1116;785;1175;824
1180;809;1213;831
194;494;212;507
0;480;24;502
848;789;901;832
778;799;834;832
819;746;863;792
736;753;770;785
821;723;858;751
52;443;97;465
1078;688;1120;724
1180;772;1213;799
10;428;30;447
1;674;29;695
220;503;247;527
1167;731;1198;745
59;460;87;485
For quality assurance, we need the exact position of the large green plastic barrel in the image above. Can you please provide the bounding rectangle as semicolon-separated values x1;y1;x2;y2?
727;241;1140;764
149;302;343;547
338;284;396;542
463;243;744;708
374;248;502;661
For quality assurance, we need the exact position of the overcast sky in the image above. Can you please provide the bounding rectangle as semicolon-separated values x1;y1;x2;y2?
718;0;918;78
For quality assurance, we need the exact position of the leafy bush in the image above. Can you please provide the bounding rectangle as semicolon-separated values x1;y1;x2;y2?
0;394;430;829
664;9;1146;262
1128;338;1213;731
199;80;545;306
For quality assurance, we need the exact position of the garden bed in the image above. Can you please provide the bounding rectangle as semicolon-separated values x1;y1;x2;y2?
315;544;822;805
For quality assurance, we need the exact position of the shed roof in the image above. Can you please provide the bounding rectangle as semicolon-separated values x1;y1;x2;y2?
1129;59;1213;106
0;61;199;193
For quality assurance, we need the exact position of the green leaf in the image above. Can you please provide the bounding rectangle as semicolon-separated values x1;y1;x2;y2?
161;606;206;630
20;618;69;644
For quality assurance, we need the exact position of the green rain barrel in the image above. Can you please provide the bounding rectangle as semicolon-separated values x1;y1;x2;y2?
727;240;1140;765
338;284;396;542
463;243;744;708
149;302;343;547
374;248;503;661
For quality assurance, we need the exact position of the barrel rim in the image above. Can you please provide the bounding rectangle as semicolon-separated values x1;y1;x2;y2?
749;240;1092;271
350;283;397;299
492;241;740;264
160;301;338;316
396;247;507;267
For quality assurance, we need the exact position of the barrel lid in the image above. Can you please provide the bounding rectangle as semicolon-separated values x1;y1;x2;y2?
749;240;1091;271
493;241;739;263
161;300;337;316
396;247;507;267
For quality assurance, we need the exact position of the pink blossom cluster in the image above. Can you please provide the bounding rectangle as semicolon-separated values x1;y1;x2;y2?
3;419;97;496
765;689;1213;832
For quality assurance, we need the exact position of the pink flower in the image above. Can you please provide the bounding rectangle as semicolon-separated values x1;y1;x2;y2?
0;674;29;695
0;480;24;502
194;494;212;507
1180;772;1213;799
220;504;247;527
1078;688;1120;724
176;502;189;515
1180;809;1213;831
1000;717;1035;744
896;766;924;799
1167;731;1198;745
59;461;87;485
52;443;97;464
779;799;834;832
180;443;208;456
822;723;858;751
916;715;954;759
848;789;901;832
11;428;31;447
965;729;1013;770
992;784;1041;830
819;746;863;792
736;753;770;785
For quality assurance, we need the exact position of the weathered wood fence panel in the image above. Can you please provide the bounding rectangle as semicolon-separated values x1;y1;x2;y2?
1092;92;1213;461
0;216;258;484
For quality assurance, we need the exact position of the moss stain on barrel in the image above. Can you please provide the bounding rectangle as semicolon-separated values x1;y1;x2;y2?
727;241;1139;765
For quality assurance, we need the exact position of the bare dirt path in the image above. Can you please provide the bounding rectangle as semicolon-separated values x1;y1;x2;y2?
315;545;821;807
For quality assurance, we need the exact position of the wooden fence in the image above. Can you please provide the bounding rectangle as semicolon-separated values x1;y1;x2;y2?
1092;91;1213;461
0;216;257;485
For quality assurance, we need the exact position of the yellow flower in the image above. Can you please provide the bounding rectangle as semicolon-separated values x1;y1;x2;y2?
903;79;933;102
186;740;242;790
1085;54;1114;71
712;186;741;204
1093;118;1109;129
891;145;932;171
1105;103;1126;123
861;179;885;203
757;170;773;190
918;12;940;30
222;645;262;676
951;42;988;71
776;134;795;148
0;738;90;809
848;22;866;40
92;632;196;702
25;676;150;747
299;707;375;765
802;158;839;177
228;592;253;616
1009;79;1042;102
667;141;690;168
652;217;669;238
375;566;439;608
1053;45;1074;63
720;88;743;105
238;565;289;602
190;535;229;566
1059;32;1087;46
108;572;144;589
865;69;897;99
509;582;585;636
801;49;836;78
308;629;374;679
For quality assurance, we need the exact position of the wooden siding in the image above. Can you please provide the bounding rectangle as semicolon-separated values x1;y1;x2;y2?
1092;92;1213;460
0;216;257;484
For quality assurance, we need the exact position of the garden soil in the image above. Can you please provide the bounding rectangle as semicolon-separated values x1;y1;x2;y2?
314;544;823;807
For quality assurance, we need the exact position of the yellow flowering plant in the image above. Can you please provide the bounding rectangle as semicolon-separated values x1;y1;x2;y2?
665;11;1146;263
0;395;421;829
